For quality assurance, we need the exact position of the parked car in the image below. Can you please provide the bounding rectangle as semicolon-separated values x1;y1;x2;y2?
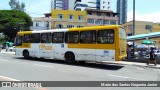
2;42;14;49
7;46;15;52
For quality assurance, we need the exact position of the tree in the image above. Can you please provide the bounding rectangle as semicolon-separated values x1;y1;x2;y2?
9;0;25;11
0;10;32;41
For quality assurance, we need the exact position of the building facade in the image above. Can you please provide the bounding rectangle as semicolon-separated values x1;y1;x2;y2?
51;9;87;29
51;0;75;10
123;20;160;45
30;18;52;30
31;10;87;30
85;9;118;26
31;13;52;30
74;0;111;11
123;21;154;36
117;0;127;25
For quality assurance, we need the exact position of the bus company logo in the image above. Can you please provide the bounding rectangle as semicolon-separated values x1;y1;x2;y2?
104;50;109;56
39;44;53;50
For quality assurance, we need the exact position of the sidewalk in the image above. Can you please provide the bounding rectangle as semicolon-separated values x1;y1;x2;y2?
102;59;160;69
0;49;15;55
123;58;160;69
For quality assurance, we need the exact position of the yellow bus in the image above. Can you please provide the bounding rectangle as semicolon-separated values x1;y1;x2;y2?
15;25;127;64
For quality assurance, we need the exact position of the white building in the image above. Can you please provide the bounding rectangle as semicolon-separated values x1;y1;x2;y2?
30;15;52;30
74;0;111;11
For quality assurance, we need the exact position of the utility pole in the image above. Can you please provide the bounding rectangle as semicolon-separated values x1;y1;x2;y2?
133;0;135;58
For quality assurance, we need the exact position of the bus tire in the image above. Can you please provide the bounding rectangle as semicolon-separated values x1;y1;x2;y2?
65;53;75;64
23;50;29;59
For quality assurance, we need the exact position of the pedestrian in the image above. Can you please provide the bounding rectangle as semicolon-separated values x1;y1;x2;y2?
6;43;8;52
148;47;157;65
127;47;132;59
139;49;143;59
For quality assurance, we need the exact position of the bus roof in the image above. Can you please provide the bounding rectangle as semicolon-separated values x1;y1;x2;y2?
17;29;68;35
69;25;120;31
17;25;121;35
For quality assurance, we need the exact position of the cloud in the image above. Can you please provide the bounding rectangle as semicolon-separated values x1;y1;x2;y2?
127;11;160;23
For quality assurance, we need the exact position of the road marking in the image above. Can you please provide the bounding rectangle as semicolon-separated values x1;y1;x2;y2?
107;74;145;80
0;75;48;90
34;64;55;69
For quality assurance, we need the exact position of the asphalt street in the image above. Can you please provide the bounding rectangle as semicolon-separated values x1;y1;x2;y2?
0;54;160;90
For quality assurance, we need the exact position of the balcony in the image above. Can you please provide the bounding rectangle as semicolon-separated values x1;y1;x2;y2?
87;15;118;21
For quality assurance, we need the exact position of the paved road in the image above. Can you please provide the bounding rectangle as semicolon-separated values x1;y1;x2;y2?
0;54;160;90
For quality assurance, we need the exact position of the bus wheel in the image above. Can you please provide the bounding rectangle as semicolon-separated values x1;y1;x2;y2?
65;53;75;64
23;50;29;59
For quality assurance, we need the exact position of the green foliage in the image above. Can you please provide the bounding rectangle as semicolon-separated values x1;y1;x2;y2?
9;0;25;11
0;10;33;41
0;35;7;44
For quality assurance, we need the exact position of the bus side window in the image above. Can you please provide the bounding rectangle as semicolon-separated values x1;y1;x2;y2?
41;33;52;43
52;32;64;43
80;30;96;44
97;29;114;44
23;34;31;43
65;31;79;43
48;33;52;43
31;33;40;43
41;33;46;43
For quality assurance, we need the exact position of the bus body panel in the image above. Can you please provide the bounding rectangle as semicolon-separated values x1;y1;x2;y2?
67;44;96;61
16;48;24;57
15;25;127;63
54;43;65;60
39;43;53;59
64;48;96;62
96;49;115;62
67;44;116;62
118;27;127;60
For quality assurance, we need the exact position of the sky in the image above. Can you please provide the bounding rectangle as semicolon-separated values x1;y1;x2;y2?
0;0;160;23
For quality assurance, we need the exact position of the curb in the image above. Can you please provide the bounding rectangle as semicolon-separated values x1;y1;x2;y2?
102;61;160;69
130;63;160;69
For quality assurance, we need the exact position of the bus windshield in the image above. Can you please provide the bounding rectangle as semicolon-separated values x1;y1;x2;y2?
15;36;22;46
